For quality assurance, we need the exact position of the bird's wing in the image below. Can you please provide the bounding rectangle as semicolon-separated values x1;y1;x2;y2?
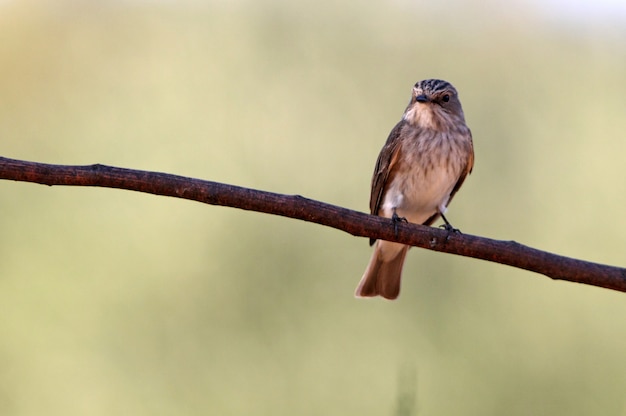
446;129;475;206
368;121;405;246
369;120;405;216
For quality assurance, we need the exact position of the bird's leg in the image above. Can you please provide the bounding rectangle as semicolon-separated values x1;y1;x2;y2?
391;208;407;237
439;213;460;234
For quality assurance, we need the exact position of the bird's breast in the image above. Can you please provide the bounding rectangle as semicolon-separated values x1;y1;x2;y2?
380;129;470;223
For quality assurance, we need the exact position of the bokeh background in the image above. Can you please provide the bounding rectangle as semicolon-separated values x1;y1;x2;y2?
1;0;626;414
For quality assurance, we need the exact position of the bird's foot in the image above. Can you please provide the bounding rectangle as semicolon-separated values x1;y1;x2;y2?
391;210;407;237
439;223;460;233
439;213;461;240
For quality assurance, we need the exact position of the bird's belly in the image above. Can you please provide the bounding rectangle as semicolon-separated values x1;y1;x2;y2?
381;164;458;224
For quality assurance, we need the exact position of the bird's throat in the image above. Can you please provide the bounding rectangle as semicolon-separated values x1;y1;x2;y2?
403;104;450;131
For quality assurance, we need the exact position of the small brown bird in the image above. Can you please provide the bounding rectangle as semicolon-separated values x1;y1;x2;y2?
355;79;474;300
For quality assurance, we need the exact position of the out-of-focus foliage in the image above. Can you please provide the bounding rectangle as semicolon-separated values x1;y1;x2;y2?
1;1;625;415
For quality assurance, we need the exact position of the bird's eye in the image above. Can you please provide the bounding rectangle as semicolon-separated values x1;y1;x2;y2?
442;94;450;103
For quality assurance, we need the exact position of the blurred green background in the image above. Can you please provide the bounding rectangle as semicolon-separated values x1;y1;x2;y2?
1;0;626;414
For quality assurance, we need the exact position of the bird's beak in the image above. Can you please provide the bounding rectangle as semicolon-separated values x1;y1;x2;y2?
415;94;429;103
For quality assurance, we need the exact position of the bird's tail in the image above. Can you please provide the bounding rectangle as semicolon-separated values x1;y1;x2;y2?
355;241;408;300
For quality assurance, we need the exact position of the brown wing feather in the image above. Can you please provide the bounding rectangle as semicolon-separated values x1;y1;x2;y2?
368;120;406;245
446;130;474;205
369;120;406;215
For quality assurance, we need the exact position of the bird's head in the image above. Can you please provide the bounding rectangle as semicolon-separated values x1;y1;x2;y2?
403;79;466;131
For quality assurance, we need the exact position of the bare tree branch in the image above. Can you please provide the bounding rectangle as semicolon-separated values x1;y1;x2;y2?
1;155;624;292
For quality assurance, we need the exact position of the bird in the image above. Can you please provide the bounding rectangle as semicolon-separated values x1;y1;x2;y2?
355;79;474;300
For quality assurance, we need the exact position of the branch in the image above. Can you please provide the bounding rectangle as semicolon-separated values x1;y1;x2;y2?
1;155;624;292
